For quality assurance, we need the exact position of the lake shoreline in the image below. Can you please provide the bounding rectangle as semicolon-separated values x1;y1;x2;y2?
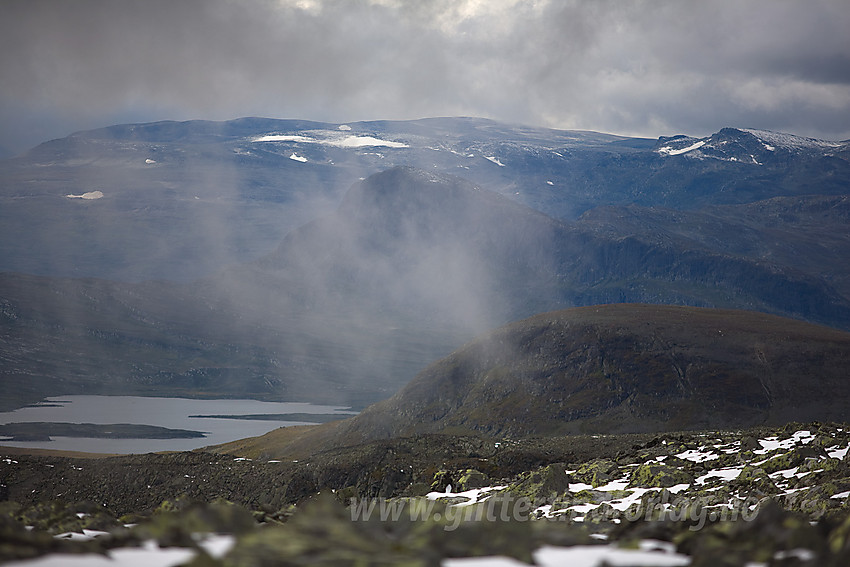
0;395;357;454
0;422;208;442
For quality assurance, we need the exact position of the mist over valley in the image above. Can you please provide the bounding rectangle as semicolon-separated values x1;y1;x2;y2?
2;117;849;419
3;116;850;566
5;1;850;562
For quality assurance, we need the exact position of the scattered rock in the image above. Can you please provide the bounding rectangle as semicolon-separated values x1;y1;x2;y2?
507;463;570;503
629;463;693;488
739;436;761;452
573;459;620;488
457;469;489;491
732;466;779;497
4;421;850;565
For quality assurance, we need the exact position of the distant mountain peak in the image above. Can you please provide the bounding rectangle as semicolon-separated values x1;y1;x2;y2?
654;126;847;164
336;166;517;229
739;127;845;151
338;166;473;214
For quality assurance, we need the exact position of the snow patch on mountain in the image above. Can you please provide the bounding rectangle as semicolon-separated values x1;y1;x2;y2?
333;135;408;148
657;140;706;156
253;131;408;148
66;191;104;200
253;134;314;143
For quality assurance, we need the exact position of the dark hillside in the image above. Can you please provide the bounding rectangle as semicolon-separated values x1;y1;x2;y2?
328;304;850;443
3;166;850;410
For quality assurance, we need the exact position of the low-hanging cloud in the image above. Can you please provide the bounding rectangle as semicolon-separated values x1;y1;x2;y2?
1;0;849;154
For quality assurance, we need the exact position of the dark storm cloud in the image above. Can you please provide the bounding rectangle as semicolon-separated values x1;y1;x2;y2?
1;0;849;153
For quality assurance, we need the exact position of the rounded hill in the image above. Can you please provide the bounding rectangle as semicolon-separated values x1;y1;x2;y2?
338;304;850;440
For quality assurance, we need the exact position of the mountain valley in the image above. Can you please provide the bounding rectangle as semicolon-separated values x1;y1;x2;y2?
2;116;850;566
1;117;850;412
2;161;850;411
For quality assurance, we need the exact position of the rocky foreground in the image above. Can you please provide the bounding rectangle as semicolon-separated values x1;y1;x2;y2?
4;422;850;565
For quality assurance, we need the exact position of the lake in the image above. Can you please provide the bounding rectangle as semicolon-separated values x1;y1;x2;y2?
0;396;355;454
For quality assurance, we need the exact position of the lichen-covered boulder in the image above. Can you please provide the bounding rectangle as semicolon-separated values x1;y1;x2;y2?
739;436;761;452
456;469;489;491
430;470;455;493
759;445;828;474
629;463;693;488
678;499;829;567
573;459;620;488
506;463;570;503
731;466;779;496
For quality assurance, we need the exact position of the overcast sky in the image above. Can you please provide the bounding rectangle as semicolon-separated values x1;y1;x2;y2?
2;0;849;154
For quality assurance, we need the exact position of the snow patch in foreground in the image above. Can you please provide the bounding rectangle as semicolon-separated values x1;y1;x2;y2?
695;466;744;485
753;430;815;455
3;535;235;567
828;444;850;460
675;448;720;462
2;540;195;567
443;543;690;566
66;191;104;200
426;486;507;507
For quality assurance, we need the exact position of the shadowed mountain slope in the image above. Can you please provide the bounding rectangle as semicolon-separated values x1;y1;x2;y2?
283;304;850;449
577;195;850;303
2;167;849;410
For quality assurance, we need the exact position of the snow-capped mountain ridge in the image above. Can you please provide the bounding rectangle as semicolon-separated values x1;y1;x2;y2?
4;117;849;283
740;128;846;151
655;127;848;164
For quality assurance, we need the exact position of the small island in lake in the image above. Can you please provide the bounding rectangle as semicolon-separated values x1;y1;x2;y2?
0;422;207;442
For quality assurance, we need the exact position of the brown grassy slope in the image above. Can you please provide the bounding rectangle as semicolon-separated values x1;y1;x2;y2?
213;304;850;459
0;446;119;459
202;423;341;461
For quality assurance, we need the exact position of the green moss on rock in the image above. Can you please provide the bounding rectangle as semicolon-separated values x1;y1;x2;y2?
732;466;779;496
759;445;827;474
677;499;828;566
457;469;489;491
430;470;454;493
507;463;570;503
573;459;620;488
629;463;693;488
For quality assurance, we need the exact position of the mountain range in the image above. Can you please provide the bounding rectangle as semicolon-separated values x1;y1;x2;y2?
2;117;848;282
1;117;849;416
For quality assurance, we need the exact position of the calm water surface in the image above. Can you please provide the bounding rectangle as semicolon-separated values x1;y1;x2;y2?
0;396;354;454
